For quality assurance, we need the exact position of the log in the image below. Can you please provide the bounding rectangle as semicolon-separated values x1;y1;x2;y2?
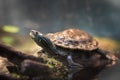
0;42;65;79
0;42;44;65
20;59;50;76
20;59;51;80
0;74;20;80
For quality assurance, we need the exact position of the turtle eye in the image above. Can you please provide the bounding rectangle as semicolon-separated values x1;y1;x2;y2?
38;39;41;42
36;32;38;35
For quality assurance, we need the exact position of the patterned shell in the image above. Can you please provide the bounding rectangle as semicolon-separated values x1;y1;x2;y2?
46;29;98;51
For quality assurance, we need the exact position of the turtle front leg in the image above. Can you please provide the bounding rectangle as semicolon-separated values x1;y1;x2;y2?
67;53;84;68
67;53;84;80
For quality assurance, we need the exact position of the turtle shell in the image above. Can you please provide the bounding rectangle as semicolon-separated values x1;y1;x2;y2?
46;29;98;51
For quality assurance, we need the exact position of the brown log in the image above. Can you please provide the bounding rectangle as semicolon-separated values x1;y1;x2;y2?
20;59;51;80
0;42;54;79
20;59;50;76
0;74;20;80
0;42;44;65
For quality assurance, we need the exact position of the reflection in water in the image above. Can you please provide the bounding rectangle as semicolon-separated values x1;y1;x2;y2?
66;60;120;80
64;49;118;80
99;61;120;80
67;67;84;80
67;68;103;80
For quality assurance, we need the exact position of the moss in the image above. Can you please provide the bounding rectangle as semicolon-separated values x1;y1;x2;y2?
37;53;68;79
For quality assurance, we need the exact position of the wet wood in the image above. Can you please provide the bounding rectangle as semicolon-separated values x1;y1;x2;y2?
0;42;65;79
0;74;20;80
0;42;44;65
20;59;51;77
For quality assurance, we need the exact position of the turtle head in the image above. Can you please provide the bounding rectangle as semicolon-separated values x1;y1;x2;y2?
30;30;58;54
30;30;43;45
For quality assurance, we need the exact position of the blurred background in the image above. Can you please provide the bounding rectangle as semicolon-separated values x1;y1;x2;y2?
0;0;120;80
0;0;120;52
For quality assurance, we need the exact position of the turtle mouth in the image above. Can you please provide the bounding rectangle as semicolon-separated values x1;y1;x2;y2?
30;30;36;38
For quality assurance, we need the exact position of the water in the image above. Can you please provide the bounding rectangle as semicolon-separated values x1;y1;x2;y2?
66;62;120;80
99;62;120;80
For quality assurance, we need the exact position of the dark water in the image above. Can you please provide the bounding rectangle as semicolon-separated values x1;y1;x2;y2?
99;62;120;80
69;63;120;80
0;0;120;40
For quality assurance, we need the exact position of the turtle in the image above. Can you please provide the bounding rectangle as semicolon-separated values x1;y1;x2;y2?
30;29;110;68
